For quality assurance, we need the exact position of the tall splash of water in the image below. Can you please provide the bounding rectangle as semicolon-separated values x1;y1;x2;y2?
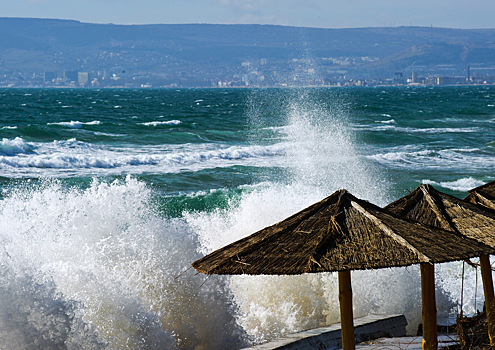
187;89;426;344
188;89;483;344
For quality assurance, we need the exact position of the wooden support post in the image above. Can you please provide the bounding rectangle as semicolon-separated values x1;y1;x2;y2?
480;254;495;346
338;270;355;350
420;263;438;350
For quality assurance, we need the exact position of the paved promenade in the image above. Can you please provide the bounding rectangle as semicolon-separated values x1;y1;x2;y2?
243;314;409;350
352;335;458;349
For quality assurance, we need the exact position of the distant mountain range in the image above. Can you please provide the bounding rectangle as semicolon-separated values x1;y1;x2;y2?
1;17;495;84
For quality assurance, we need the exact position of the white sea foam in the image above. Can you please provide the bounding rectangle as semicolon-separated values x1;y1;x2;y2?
1;126;17;130
141;120;181;126
422;177;486;192
48;121;101;129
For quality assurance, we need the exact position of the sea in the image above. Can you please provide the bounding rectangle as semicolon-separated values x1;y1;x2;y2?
0;86;494;349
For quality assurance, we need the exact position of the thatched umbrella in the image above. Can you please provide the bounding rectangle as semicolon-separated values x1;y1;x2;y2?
464;179;495;345
385;183;495;347
192;189;491;350
465;180;495;211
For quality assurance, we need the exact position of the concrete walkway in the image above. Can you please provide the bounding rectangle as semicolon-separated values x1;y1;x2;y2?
242;314;408;350
352;335;458;350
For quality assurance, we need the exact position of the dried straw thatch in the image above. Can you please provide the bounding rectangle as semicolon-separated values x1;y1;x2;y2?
385;184;495;250
465;180;495;211
192;189;491;276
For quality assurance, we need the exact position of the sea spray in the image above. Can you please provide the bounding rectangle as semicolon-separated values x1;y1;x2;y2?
436;259;486;318
188;88;406;343
0;177;246;349
0;261;106;349
0;87;492;348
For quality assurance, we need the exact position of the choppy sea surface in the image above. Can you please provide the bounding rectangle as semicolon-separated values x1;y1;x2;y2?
0;86;494;349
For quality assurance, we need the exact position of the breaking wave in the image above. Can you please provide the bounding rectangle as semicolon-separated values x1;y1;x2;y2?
47;121;101;129
141;120;181;126
0;177;246;349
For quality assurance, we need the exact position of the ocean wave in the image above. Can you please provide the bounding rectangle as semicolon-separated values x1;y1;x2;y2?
1;126;17;130
355;125;480;133
52;138;104;151
0;143;288;174
47;121;101;129
422;177;486;192
367;148;495;170
141;120;181;126
0;137;33;156
376;119;396;124
92;131;128;137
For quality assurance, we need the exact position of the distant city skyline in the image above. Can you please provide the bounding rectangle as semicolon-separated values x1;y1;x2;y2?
2;0;495;29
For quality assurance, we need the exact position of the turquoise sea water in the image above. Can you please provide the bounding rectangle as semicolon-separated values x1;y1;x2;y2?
0;86;494;349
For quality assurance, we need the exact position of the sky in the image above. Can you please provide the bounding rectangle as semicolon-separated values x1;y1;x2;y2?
2;0;495;29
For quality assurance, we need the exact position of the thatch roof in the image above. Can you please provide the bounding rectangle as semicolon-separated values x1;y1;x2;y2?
385;184;495;251
192;190;491;276
465;180;495;211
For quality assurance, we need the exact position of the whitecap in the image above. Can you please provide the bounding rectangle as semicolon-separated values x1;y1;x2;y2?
376;119;396;124
141;120;181;126
367;148;495;171
422;177;486;192
360;125;479;133
1;126;17;130
0;137;32;156
47;121;101;129
0;142;288;178
93;131;127;137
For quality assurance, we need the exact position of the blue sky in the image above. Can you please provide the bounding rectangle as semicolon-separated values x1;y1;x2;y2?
2;0;494;28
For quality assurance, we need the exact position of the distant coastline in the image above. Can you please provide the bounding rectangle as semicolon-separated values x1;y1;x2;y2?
1;18;495;88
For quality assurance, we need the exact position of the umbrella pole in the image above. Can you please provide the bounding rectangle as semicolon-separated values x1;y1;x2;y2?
480;254;495;345
338;270;355;350
420;263;437;350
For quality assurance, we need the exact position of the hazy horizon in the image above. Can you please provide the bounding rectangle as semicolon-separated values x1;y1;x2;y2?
3;16;495;31
2;0;494;30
